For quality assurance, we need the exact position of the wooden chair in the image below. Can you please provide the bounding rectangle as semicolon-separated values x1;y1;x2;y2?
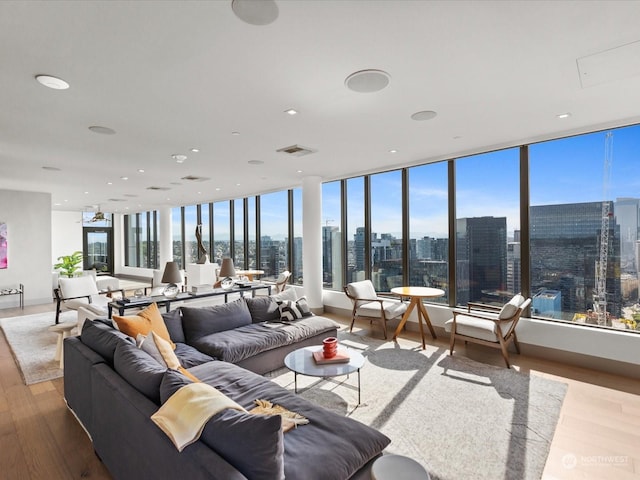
344;280;407;339
445;294;531;368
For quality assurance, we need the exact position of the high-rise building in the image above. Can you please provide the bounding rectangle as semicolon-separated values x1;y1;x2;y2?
530;201;621;320
322;226;341;287
614;197;640;273
456;216;507;305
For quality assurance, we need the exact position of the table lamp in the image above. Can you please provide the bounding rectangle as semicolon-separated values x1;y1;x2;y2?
218;258;236;290
161;261;182;298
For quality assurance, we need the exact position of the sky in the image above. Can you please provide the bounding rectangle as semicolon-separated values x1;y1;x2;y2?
172;123;639;242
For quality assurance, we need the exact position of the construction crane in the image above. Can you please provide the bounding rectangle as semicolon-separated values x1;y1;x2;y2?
594;132;613;326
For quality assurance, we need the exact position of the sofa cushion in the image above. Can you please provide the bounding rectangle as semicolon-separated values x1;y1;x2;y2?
173;343;215;368
190;316;339;364
81;319;134;365
113;341;166;405
498;293;525;319
113;302;175;348
188;360;390;480
244;296;281;323
159;369;285;480
181;299;252;342
161;309;185;344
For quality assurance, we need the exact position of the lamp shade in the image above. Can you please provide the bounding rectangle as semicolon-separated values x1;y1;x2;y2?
161;261;182;284
218;258;236;278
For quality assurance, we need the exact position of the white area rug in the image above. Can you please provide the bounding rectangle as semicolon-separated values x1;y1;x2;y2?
268;330;567;480
0;310;76;385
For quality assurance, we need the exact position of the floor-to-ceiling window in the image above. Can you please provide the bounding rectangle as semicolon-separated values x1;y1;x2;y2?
171;206;183;269
455;149;520;306
322;181;342;290
183;205;198;265
213;201;230;266
200;203;211;262
346;177;366;283
370;170;403;292
529;126;639;331
260;191;289;280
233;199;245;269
408;163;449;304
292;188;303;285
247;197;257;269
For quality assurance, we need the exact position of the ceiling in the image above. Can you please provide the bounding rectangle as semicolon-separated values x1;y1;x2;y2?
1;0;640;215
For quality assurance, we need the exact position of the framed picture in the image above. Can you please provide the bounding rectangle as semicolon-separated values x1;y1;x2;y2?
0;222;7;269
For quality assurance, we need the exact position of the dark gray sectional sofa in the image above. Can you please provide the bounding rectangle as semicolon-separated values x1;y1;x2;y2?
64;295;391;479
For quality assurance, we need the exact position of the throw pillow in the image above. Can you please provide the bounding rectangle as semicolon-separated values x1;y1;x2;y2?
139;332;200;383
244;296;281;323
278;296;312;322
158;370;285;480
113;302;175;349
498;293;525;320
113;341;166;405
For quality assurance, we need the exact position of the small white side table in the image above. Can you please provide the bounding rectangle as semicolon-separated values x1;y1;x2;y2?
371;454;431;480
49;322;76;369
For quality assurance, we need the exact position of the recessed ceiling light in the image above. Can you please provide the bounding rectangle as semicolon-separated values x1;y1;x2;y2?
297;170;303;173
35;74;69;90
231;131;240;136
284;108;298;115
107;182;113;185
190;148;200;153
138;169;145;173
236;183;241;186
88;125;116;135
557;112;572;119
64;199;68;202
215;187;221;191
172;154;187;163
42;166;61;171
54;203;61;206
411;110;438;121
197;191;202;195
248;160;264;165
345;69;391;93
84;191;89;194
121;176;129;180
389;149;398;154
231;0;279;25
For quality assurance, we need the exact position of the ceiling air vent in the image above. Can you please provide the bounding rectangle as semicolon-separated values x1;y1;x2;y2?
146;186;171;191
107;198;127;202
276;144;316;157
181;175;210;182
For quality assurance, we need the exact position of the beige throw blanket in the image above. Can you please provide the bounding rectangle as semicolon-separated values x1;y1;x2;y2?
151;383;245;451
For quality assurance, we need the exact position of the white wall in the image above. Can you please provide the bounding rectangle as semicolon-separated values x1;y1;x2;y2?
52;211;82;264
0;189;52;307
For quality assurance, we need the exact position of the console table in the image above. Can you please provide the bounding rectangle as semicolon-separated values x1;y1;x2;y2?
108;283;271;318
0;283;23;309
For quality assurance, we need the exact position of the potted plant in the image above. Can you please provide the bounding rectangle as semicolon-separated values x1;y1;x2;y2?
54;251;84;278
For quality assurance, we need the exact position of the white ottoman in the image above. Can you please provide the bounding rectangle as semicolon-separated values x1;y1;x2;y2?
371;455;430;480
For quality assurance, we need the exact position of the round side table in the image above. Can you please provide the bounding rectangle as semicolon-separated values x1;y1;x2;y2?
371;454;430;480
49;322;76;369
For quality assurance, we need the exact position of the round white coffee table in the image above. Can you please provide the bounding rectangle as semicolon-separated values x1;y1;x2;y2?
284;345;365;405
371;454;430;480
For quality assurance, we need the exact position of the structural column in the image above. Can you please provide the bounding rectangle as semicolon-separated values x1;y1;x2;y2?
159;206;173;267
302;176;323;313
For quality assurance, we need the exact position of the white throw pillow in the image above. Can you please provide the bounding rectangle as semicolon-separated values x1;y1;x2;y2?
498;293;525;320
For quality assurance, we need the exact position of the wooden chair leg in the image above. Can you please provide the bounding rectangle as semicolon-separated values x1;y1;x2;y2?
380;314;387;340
512;332;521;354
449;330;456;355
349;314;356;333
498;337;511;368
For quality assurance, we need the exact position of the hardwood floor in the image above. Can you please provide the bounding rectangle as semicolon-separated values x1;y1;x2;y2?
0;304;638;479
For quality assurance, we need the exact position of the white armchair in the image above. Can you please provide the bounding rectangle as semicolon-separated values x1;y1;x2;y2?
54;276;116;324
344;280;407;339
445;294;531;368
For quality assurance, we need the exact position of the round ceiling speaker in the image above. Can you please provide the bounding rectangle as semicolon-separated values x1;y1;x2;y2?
411;110;438;121
88;125;116;135
232;0;279;26
345;69;391;93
